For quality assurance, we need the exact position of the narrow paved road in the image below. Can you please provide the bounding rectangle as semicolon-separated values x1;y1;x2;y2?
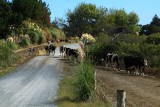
0;43;79;107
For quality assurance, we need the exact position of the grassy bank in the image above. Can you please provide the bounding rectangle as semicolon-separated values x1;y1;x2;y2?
58;59;107;107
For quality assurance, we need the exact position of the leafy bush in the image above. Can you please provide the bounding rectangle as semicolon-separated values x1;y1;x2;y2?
48;28;66;40
118;42;143;57
76;59;95;101
139;43;160;58
114;34;144;44
149;56;160;67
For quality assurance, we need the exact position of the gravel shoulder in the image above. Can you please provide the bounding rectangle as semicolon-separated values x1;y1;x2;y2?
96;66;160;107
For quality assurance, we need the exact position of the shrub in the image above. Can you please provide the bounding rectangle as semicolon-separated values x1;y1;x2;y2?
76;59;95;101
139;43;160;58
28;31;39;44
38;33;46;44
118;42;143;57
149;56;160;67
114;34;144;44
20;37;30;47
6;41;19;50
0;41;18;68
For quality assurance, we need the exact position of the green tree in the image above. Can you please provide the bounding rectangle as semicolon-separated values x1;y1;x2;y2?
0;0;12;38
150;15;160;26
12;0;51;26
140;15;160;35
64;3;99;37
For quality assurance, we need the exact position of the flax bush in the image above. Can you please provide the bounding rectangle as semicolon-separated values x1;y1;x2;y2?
76;59;95;101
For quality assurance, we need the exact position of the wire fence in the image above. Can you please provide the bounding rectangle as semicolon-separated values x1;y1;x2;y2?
95;70;138;107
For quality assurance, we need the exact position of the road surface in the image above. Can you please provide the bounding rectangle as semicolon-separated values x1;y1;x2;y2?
0;43;79;107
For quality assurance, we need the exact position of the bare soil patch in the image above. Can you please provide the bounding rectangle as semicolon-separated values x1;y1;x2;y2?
95;66;160;107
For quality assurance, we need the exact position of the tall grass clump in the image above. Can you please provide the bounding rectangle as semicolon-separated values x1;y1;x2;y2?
28;31;39;44
20;37;30;47
0;41;18;68
76;59;95;101
6;41;19;50
38;33;46;44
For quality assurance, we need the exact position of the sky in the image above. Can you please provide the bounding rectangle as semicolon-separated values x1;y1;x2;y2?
43;0;160;25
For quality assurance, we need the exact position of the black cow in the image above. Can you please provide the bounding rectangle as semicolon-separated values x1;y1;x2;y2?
70;49;79;63
50;44;56;56
59;46;66;57
123;56;147;75
45;45;51;55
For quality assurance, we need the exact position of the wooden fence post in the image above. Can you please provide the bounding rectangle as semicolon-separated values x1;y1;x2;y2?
94;70;96;90
117;90;126;107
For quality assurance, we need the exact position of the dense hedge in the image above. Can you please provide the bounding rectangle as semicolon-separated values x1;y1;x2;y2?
87;33;160;69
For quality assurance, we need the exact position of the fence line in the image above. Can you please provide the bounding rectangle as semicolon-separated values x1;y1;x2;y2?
96;72;138;107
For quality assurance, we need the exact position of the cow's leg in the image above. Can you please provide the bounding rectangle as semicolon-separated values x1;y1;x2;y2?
139;66;145;76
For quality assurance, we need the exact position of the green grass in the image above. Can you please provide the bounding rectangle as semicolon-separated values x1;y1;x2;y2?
57;76;106;107
75;59;95;101
57;60;107;107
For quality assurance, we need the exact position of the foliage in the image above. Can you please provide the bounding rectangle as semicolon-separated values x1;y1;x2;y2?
149;56;160;67
0;41;18;68
140;15;160;35
62;3;140;37
28;31;39;44
87;32;160;68
81;33;96;44
20;37;30;47
48;27;66;40
113;34;144;44
0;0;12;38
145;33;160;45
64;3;99;37
38;33;46;44
76;59;95;101
6;41;19;50
12;0;51;26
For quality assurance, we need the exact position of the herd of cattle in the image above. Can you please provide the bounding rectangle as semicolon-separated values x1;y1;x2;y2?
44;44;148;76
91;53;148;76
45;45;81;63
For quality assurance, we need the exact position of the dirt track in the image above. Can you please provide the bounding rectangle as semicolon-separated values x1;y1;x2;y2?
96;66;160;107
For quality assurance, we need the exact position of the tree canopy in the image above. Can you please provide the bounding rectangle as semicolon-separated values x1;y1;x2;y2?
61;3;140;37
140;15;160;35
0;0;51;38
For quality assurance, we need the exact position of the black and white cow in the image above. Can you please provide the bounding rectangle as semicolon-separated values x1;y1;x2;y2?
105;53;120;70
123;55;148;76
67;49;79;63
28;47;35;55
64;47;71;58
